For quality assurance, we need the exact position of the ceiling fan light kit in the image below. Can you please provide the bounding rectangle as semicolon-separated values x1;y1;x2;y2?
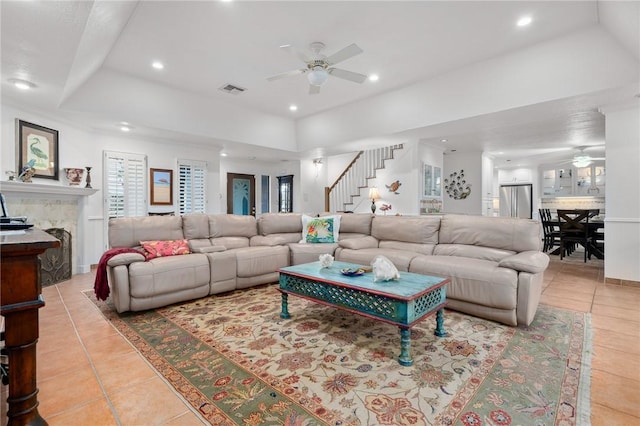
572;155;592;168
267;41;367;94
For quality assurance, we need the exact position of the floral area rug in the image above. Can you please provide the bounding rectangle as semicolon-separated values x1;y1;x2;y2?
89;284;591;425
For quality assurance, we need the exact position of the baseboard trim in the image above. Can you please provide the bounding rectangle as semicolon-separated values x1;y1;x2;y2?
604;277;640;289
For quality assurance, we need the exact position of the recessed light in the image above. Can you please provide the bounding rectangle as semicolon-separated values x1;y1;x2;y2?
120;121;130;126
289;104;298;111
120;126;131;132
450;149;457;152
440;139;448;143
8;78;36;90
368;74;379;82
151;61;164;70
517;16;532;27
498;151;504;155
221;153;228;157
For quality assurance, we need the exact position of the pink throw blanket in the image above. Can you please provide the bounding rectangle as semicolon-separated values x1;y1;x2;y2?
94;248;143;301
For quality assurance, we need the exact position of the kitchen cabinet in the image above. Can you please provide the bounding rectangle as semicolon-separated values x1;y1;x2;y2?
542;168;573;196
541;163;605;197
498;168;532;184
574;164;605;196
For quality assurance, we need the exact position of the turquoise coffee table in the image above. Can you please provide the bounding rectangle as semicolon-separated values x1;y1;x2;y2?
278;260;449;366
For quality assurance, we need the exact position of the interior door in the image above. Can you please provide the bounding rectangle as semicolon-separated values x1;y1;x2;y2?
227;173;255;215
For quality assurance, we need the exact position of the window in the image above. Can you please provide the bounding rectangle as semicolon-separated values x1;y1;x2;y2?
178;159;207;214
277;175;293;213
261;175;270;213
104;151;147;219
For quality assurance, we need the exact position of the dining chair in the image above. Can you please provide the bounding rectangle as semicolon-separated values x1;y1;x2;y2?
557;209;593;262
538;208;561;252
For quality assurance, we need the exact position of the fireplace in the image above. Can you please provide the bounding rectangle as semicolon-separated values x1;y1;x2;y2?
0;181;99;274
40;228;72;286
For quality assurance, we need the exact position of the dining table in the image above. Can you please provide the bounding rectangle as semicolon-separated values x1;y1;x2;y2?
546;210;604;259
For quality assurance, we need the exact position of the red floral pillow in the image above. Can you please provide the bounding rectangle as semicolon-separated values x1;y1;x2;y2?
140;239;191;260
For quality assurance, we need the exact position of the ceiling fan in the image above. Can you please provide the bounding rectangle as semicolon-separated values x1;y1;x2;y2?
267;42;367;94
555;146;605;168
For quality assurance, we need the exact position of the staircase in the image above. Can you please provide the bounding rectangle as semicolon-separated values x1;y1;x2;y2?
324;144;404;212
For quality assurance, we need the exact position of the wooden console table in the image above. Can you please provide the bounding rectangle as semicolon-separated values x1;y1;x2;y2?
1;229;60;426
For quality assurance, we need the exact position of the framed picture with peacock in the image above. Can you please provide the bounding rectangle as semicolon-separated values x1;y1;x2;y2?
16;119;59;180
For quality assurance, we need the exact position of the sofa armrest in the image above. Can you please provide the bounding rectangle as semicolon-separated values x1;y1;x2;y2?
498;251;549;274
107;253;146;267
338;236;379;250
192;245;227;253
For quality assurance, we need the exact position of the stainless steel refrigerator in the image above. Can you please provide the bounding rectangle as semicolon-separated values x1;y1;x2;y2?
499;184;532;219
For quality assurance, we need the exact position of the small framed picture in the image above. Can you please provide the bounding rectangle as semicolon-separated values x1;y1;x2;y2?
17;119;59;180
150;168;173;205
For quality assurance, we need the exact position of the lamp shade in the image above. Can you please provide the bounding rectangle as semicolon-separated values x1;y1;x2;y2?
307;67;329;86
368;187;381;201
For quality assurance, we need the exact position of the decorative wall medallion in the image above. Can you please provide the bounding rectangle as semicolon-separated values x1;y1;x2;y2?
385;180;402;194
444;170;471;199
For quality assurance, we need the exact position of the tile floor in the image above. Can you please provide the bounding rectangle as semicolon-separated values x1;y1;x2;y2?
1;252;639;425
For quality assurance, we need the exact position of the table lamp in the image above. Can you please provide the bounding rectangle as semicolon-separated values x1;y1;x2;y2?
369;187;381;214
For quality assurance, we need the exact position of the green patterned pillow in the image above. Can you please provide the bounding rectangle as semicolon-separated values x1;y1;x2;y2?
301;215;341;243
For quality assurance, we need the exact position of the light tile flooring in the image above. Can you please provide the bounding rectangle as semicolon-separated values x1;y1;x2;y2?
2;253;639;425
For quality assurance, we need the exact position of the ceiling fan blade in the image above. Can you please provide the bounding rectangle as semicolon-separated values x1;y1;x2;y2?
329;68;367;84
325;43;363;65
266;68;306;81
309;84;321;95
280;44;312;63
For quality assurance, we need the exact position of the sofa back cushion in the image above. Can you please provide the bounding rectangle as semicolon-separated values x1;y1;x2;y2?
332;213;373;235
258;213;302;235
182;214;210;239
439;214;542;252
379;241;435;255
109;216;184;248
209;214;257;238
371;216;440;244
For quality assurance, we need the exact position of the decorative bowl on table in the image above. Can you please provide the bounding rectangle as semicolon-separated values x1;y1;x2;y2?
340;268;365;277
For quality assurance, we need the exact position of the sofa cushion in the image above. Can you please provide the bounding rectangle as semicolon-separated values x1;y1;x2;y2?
109;216;184;248
210;237;250;249
128;254;210;298
379;241;435;255
409;255;518;310
323;213;373;235
301;215;341;243
337;236;378;250
433;244;515;262
182;214;210;239
140;239;191;260
209;214;257;238
439;214;542;252
288;242;339;265
258;213;302;235
229;246;290;277
371;216;440;244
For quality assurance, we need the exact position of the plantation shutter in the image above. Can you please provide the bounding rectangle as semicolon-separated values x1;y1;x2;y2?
104;151;147;218
178;159;207;214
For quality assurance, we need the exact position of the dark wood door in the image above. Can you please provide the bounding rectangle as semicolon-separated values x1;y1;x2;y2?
227;173;255;216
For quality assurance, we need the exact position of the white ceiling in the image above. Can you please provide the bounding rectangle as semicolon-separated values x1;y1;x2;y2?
2;1;639;166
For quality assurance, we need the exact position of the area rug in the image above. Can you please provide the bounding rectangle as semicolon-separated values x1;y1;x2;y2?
88;284;592;425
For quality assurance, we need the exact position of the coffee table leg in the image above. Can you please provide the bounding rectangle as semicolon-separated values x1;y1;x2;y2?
398;327;413;366
280;293;291;319
434;308;446;337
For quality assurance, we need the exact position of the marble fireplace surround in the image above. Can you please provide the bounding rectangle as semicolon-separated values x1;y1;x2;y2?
1;181;98;274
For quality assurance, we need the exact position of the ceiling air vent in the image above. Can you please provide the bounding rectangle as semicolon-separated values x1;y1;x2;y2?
218;84;247;95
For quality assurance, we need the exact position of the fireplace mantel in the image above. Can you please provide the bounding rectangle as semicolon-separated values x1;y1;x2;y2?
0;181;99;198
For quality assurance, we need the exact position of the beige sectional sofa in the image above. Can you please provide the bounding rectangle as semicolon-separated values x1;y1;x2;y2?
105;212;548;326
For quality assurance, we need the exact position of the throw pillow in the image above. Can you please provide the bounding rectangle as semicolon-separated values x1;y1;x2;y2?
140;239;191;260
301;214;341;243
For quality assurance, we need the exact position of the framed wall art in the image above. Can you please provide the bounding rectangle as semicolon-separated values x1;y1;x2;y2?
150;168;173;205
17;119;59;180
